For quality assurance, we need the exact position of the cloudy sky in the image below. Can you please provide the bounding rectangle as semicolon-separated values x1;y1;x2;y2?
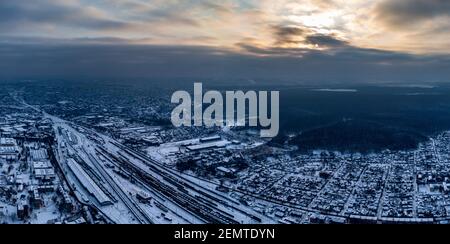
1;0;450;83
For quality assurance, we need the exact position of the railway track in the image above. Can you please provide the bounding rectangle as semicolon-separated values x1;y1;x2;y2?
82;147;153;224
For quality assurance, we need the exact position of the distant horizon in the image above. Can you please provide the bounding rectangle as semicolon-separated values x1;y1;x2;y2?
1;78;449;91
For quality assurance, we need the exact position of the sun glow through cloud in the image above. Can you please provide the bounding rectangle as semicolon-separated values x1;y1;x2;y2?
1;0;450;82
0;0;449;55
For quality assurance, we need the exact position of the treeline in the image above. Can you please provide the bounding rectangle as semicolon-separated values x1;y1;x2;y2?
285;119;428;153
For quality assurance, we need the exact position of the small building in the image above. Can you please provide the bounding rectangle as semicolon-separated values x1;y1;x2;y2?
30;189;44;209
58;186;75;213
0;137;19;160
34;168;56;181
136;191;152;203
30;149;48;161
32;160;52;171
17;201;29;220
200;135;221;143
0;205;6;217
186;140;230;151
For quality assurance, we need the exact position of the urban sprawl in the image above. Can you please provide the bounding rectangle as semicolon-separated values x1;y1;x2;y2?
1;86;450;224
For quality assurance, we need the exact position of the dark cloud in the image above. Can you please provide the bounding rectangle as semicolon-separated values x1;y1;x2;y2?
236;42;310;56
272;25;306;45
375;0;450;28
271;25;349;49
1;37;449;85
304;34;349;48
0;0;131;31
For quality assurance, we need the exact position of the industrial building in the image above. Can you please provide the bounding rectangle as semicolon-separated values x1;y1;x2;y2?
0;137;19;160
67;158;112;206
